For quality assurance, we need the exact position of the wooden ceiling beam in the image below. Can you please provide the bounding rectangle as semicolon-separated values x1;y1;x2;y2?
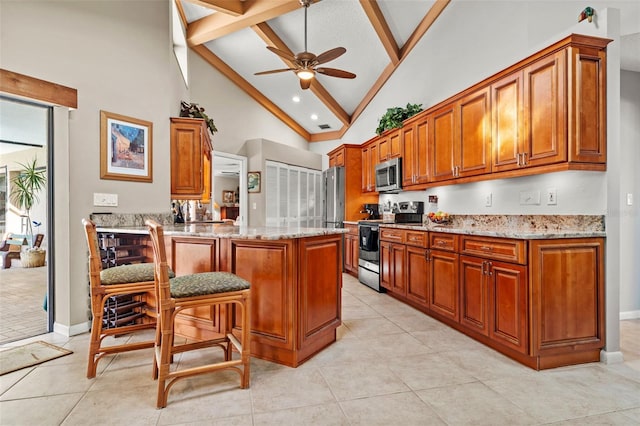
400;0;450;59
185;0;245;16
252;22;351;127
0;69;77;109
187;0;300;46
351;0;450;126
191;45;311;141
359;0;400;65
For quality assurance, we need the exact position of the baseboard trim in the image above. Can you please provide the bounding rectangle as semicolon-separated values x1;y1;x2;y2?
53;321;89;337
620;310;640;320
600;350;624;364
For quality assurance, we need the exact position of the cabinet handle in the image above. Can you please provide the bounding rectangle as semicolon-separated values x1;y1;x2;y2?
480;246;492;251
516;153;521;167
522;152;527;166
425;249;431;261
481;261;486;275
487;261;493;276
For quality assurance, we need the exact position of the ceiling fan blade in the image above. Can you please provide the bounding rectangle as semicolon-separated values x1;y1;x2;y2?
254;68;296;76
316;67;356;79
300;78;312;90
315;47;346;65
266;46;296;62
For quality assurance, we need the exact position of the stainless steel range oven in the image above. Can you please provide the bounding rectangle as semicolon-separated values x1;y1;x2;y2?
358;221;383;292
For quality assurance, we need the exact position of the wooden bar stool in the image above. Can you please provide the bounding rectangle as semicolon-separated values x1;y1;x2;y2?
82;219;174;378
145;219;251;408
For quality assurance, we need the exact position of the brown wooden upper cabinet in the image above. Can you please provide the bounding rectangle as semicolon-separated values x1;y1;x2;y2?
170;117;212;201
361;139;379;193
492;36;608;173
328;149;345;167
377;129;402;162
402;114;429;188
429;87;492;183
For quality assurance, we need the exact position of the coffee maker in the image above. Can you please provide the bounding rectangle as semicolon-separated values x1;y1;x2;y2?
361;203;380;220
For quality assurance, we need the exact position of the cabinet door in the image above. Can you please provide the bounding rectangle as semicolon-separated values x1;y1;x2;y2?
391;244;406;295
529;238;604;357
414;117;430;184
459;255;488;336
402;125;416;187
568;46;607;163
378;131;401;161
523;50;566;167
171;119;205;198
344;234;355;273
430;104;457;182
458;87;492;177
406;246;429;306
380;241;393;290
489;260;528;354
361;143;379;193
492;72;523;172
429;249;459;321
402;117;429;187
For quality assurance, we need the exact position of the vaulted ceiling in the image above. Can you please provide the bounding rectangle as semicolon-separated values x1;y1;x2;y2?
176;0;449;142
177;0;640;144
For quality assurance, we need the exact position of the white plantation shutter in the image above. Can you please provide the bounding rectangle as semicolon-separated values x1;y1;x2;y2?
265;161;321;228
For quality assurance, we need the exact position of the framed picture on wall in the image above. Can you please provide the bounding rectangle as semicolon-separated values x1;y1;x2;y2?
100;110;153;182
222;190;235;204
248;171;261;193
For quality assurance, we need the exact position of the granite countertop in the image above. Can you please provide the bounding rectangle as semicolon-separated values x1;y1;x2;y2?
96;223;348;240
379;215;606;239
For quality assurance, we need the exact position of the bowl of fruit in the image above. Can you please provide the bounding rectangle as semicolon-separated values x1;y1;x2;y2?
428;211;451;225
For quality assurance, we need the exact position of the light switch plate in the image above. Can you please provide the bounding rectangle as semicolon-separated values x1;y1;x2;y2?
519;190;540;205
93;193;118;207
485;193;492;207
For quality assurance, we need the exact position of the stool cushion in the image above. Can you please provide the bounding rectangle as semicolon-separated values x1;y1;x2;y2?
101;263;175;285
170;272;250;298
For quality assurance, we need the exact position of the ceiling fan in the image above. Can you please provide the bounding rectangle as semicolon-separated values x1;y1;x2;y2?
254;0;356;90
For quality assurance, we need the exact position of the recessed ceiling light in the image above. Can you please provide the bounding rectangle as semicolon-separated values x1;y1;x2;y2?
292;96;301;103
311;114;318;120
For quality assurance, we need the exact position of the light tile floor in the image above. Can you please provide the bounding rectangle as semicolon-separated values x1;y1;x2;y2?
0;273;639;425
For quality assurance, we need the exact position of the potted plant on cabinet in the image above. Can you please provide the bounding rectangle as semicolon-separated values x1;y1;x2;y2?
10;157;46;267
375;102;423;135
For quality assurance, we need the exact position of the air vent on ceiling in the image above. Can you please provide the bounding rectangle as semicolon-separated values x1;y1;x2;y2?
318;124;331;130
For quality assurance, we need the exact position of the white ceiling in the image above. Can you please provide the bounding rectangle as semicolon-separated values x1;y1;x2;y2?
178;0;640;143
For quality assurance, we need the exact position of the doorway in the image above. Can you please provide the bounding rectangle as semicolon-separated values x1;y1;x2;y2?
211;151;247;225
0;96;52;344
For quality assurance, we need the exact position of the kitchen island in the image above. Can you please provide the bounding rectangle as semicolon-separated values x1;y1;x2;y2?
96;222;347;368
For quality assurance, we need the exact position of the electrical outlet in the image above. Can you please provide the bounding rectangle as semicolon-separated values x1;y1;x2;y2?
546;188;557;205
485;193;492;207
93;193;118;207
519;190;540;205
252;202;257;210
627;193;633;206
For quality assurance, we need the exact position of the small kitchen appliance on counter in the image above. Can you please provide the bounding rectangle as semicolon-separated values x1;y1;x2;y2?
393;201;424;224
360;203;380;220
358;220;383;292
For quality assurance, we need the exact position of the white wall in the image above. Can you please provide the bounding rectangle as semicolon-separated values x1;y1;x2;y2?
1;1;182;331
619;70;640;317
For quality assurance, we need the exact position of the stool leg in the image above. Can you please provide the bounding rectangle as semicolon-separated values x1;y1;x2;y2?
241;293;251;389
87;294;106;378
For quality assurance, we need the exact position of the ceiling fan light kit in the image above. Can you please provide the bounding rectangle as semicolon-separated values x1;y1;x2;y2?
255;0;355;89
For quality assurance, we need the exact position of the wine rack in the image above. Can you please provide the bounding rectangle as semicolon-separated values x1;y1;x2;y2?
97;232;152;329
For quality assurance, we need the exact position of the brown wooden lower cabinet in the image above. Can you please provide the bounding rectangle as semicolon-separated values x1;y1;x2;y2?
343;223;359;277
380;228;605;370
165;233;343;368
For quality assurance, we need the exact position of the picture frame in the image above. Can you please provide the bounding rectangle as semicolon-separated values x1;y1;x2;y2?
247;171;261;193
100;110;152;182
222;190;235;204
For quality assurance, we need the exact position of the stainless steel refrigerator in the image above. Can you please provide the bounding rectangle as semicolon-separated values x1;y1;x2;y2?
322;166;345;229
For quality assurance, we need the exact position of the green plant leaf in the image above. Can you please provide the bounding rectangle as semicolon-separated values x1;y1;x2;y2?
375;103;423;135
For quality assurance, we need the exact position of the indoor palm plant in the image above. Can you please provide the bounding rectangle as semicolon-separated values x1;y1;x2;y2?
10;157;46;267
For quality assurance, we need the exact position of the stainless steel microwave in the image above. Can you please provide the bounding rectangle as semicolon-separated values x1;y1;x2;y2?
375;157;402;193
